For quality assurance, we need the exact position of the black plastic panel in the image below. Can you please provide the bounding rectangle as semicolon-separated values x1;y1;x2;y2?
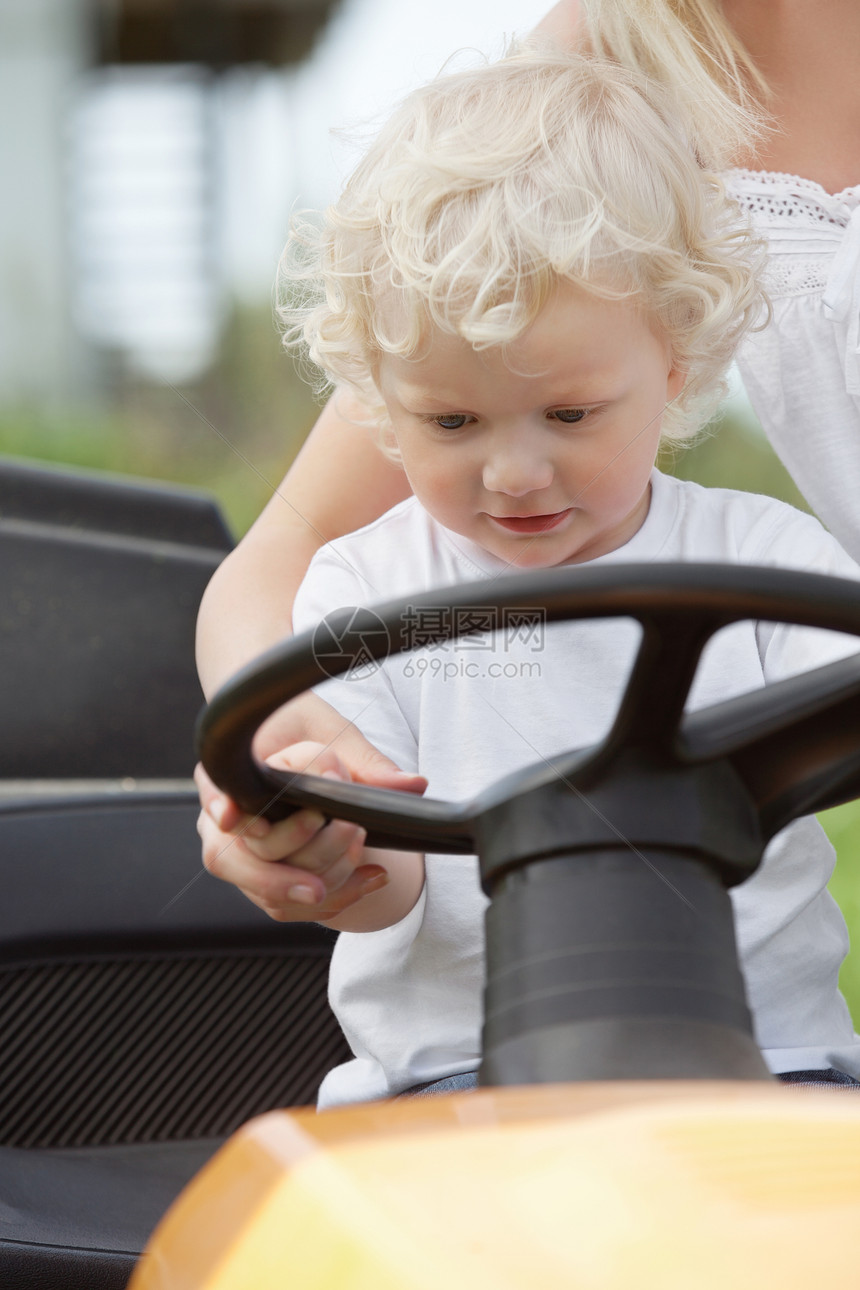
0;951;348;1147
0;796;350;1145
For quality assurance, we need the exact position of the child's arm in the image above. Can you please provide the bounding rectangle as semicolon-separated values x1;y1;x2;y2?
197;743;425;933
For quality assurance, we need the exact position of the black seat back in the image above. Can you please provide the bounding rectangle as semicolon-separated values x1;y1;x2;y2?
0;457;233;778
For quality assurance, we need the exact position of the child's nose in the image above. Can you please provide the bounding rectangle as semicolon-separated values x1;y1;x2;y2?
482;444;554;497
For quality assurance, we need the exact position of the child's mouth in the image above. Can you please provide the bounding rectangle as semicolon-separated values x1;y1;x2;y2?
489;508;573;534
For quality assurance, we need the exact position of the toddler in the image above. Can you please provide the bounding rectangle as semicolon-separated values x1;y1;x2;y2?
208;46;860;1106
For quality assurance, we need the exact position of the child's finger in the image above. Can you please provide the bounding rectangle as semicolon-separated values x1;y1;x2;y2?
314;864;390;918
201;802;369;896
221;850;386;923
200;814;327;906
194;763;250;834
302;820;370;893
237;806;330;861
270;818;369;894
256;693;424;796
194;763;277;841
264;741;352;780
322;726;428;794
276;863;389;922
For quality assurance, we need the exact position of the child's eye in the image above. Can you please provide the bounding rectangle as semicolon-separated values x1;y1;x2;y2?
550;408;588;424
432;414;470;430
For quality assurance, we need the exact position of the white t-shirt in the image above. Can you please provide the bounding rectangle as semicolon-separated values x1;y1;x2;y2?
293;471;860;1107
725;169;860;562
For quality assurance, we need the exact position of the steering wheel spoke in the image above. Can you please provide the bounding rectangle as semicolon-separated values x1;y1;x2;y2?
680;650;860;835
247;764;477;853
604;613;719;754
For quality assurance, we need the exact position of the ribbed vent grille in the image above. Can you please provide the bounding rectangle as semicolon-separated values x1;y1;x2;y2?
0;953;350;1147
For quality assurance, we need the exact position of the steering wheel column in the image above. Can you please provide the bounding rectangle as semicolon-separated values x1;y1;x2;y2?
475;744;770;1082
482;846;768;1083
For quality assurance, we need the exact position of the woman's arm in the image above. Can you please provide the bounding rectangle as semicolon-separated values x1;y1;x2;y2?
196;388;409;697
195;390;422;874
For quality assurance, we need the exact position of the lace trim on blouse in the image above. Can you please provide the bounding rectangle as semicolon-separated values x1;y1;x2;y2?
723;170;860;299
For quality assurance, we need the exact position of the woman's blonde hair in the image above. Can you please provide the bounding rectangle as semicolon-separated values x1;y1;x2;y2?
279;44;766;447
581;0;771;170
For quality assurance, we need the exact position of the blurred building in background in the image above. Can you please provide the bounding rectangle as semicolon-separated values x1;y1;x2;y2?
0;0;341;404
92;0;339;65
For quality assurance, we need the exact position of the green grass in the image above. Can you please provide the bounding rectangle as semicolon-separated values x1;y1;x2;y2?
0;306;320;538
819;801;860;1024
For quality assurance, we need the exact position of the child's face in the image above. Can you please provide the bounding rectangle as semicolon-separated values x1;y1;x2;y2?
375;282;686;569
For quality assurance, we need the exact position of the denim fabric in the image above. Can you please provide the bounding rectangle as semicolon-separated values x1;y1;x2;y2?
777;1068;860;1088
401;1072;480;1097
402;1067;860;1097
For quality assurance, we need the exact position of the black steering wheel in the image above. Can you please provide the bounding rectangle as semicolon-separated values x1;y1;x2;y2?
198;563;860;1087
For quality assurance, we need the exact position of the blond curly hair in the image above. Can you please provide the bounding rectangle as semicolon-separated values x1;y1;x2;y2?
279;43;767;447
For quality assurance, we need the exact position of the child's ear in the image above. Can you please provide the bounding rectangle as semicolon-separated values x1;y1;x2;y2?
666;365;687;402
378;419;403;465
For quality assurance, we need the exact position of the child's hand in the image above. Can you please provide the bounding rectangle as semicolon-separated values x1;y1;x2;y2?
258;691;426;788
196;739;423;925
196;744;376;921
196;691;427;925
199;690;426;835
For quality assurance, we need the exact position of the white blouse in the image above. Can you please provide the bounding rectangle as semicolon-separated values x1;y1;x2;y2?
723;169;860;563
